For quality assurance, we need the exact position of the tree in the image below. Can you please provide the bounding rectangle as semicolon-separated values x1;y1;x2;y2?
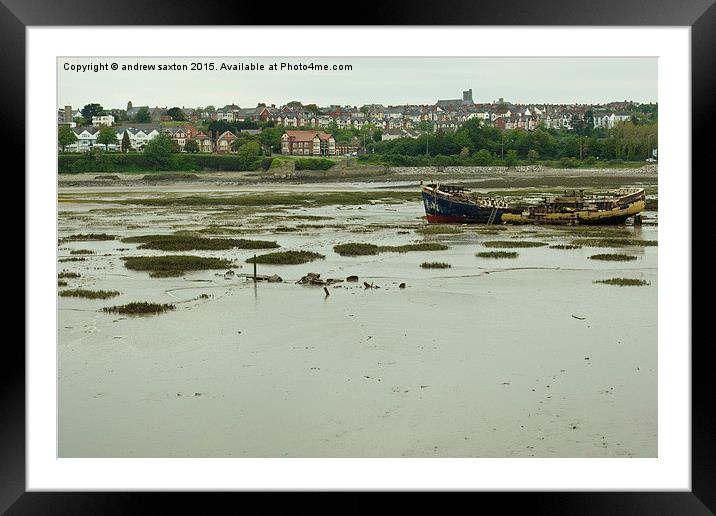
58;126;77;152
417;120;434;133
473;149;493;166
167;107;186;121
373;130;382;143
96;126;118;151
304;104;321;116
184;139;199;153
236;141;261;169
121;131;131;153
527;149;540;162
505;149;518;167
143;134;174;169
134;107;151;123
81;103;103;121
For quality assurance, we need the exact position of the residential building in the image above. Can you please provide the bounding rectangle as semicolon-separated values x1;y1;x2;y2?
215;130;237;153
193;132;214;153
92;115;115;127
281;130;336;156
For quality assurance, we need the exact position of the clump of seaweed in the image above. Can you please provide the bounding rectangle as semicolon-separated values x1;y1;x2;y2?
420;262;451;269
70;249;94;255
58;280;67;287
58;271;81;279
122;255;233;276
483;241;547;248
588;253;638;261
59;257;86;262
594;278;650;286
246;251;325;265
476;251;519;258
59;289;120;299
102;302;175;315
549;244;583;250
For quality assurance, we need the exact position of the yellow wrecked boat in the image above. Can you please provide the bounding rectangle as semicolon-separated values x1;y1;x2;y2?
501;187;646;225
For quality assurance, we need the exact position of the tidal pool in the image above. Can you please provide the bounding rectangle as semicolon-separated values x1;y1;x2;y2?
58;187;657;457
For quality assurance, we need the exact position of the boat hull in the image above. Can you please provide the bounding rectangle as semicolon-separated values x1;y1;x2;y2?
501;199;646;226
422;190;509;224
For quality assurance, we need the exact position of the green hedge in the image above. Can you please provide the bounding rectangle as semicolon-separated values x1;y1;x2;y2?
58;152;267;173
293;158;336;171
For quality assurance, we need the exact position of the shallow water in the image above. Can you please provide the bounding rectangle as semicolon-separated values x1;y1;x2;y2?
58;188;657;457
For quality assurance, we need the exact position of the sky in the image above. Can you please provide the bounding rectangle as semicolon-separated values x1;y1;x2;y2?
57;57;657;110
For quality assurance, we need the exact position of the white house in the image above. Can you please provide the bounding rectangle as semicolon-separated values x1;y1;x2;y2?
67;127;99;152
92;114;115;127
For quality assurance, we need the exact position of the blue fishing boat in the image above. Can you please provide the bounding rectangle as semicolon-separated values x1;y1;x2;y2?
420;183;512;224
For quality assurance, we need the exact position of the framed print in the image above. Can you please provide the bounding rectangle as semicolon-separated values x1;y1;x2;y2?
6;0;709;512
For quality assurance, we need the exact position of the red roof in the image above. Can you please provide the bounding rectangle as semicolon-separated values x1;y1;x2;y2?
284;130;332;142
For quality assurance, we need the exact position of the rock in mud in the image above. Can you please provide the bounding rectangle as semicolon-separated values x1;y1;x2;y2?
346;275;359;282
298;272;326;286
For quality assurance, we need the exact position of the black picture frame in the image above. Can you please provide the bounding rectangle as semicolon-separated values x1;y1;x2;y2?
7;0;707;512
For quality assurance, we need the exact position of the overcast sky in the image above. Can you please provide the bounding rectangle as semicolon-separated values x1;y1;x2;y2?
58;57;657;110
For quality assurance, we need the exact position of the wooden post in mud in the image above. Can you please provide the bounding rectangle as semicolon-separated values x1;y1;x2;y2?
253;254;257;281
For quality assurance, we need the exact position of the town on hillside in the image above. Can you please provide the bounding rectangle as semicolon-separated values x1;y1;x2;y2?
57;89;658;166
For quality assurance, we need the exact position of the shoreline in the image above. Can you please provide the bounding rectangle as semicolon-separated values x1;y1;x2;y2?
58;165;658;189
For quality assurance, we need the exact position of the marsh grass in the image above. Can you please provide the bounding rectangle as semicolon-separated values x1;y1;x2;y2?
122;233;278;251
333;243;379;255
588;253;638;261
246;251;325;265
149;270;185;278
142;173;199;181
483;241;547;248
195;225;248;235
416;225;463;235
571;238;658;248
62;233;116;242
476;251;519;259
103;302;175;315
58;272;81;279
594;278;650;286
420;262;451;269
333;242;448;256
59;289;120;299
116;191;420;208
122;255;233;276
549;244;583;249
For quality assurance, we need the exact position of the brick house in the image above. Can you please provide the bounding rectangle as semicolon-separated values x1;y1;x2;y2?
193;131;214;153
215;130;237;153
280;130;336;156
